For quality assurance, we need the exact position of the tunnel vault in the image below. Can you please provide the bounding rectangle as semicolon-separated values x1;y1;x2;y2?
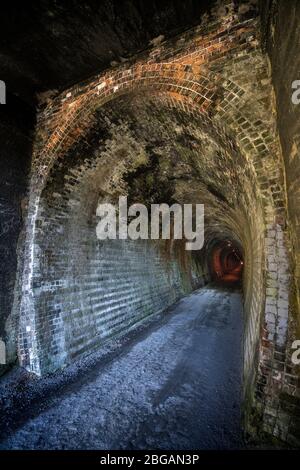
7;2;299;445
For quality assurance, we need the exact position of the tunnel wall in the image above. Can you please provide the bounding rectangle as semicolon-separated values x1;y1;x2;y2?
33;233;205;374
260;1;300;317
27;98;210;374
258;0;300;446
31;148;208;372
0;97;33;374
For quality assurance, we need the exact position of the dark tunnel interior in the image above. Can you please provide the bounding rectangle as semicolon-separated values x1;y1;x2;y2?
210;239;244;285
0;0;299;453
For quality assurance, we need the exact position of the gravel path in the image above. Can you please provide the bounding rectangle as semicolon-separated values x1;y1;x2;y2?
0;286;244;450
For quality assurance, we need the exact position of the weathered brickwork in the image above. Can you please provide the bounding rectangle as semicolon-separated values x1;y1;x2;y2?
5;0;298;444
35;236;205;374
258;0;300;446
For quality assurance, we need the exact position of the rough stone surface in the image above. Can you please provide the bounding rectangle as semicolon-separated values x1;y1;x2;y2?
0;0;218;105
0;96;34;374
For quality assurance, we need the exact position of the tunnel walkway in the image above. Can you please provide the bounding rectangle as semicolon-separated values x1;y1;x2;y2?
0;286;244;450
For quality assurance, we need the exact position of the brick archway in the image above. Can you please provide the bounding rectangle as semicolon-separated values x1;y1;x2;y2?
12;8;295;441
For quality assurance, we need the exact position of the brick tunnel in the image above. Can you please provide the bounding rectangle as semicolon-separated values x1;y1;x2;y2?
0;0;300;451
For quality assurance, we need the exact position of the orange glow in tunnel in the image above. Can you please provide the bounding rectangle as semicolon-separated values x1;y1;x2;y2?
211;240;244;284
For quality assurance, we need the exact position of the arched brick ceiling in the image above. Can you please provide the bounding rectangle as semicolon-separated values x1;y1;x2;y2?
19;5;273;376
39;91;255;255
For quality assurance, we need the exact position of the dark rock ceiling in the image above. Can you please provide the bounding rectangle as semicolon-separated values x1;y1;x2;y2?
1;0;218;107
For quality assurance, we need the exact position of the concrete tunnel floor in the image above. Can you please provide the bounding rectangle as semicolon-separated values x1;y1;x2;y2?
0;285;244;450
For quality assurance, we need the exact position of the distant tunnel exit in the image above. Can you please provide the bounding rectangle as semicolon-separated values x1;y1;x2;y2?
210;240;244;284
